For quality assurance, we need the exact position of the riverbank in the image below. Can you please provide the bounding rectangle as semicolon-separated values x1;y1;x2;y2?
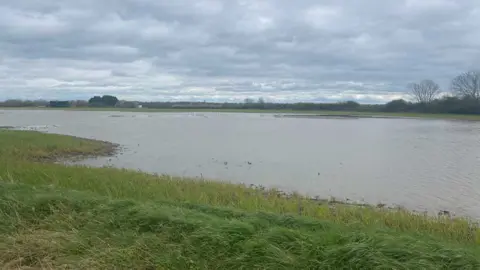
3;106;480;121
1;130;479;268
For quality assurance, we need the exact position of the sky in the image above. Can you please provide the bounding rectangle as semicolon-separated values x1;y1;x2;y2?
0;0;479;103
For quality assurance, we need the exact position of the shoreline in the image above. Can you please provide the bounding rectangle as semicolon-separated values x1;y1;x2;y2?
0;128;470;221
2;128;466;221
40;131;467;221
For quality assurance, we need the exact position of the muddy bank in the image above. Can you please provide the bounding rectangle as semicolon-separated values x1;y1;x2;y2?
55;139;120;164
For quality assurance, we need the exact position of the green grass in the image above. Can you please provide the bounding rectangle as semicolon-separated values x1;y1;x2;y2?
4;106;480;120
0;129;116;162
1;129;480;269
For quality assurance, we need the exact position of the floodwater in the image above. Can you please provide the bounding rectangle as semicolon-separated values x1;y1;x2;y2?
2;109;480;218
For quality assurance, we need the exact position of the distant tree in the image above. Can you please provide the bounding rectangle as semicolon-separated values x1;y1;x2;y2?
451;71;480;100
0;99;37;107
343;101;360;110
384;99;410;112
2;99;24;107
49;101;71;108
244;98;255;104
101;95;119;107
88;95;119;107
408;79;440;103
88;96;103;106
253;97;266;109
32;99;48;107
71;100;89;107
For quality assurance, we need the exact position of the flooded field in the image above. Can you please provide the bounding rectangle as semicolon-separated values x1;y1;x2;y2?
2;109;480;218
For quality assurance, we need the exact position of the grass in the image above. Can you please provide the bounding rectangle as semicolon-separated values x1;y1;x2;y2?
1;129;480;268
4;106;480;120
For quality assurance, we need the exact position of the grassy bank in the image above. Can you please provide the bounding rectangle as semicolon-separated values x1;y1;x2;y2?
4;106;480;120
1;130;480;268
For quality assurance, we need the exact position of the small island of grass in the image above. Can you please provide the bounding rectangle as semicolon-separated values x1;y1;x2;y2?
0;129;479;269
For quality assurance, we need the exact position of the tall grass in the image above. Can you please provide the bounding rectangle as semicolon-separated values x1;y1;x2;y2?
1;182;480;269
1;129;480;268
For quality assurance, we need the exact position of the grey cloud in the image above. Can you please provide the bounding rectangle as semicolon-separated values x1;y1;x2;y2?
1;0;480;103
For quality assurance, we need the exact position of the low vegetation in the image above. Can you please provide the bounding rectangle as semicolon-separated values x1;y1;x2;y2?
1;129;480;269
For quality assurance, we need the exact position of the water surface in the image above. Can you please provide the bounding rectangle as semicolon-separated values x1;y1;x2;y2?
2;109;480;218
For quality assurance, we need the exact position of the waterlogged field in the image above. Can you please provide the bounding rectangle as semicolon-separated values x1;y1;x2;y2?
6;106;480;120
1;129;480;269
3;109;480;219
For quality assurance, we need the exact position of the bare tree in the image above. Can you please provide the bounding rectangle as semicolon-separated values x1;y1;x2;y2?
408;79;440;103
451;70;480;100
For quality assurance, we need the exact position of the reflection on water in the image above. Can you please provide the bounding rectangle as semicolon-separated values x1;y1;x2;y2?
2;109;480;219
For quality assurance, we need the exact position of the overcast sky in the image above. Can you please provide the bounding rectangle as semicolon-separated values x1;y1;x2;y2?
0;0;479;103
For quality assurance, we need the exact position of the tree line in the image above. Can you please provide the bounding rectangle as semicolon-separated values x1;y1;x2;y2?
393;70;480;114
1;70;479;114
0;95;120;108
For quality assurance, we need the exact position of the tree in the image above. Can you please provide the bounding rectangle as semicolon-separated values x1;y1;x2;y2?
408;79;440;103
344;101;360;110
101;95;119;107
88;96;103;105
451;71;480;100
88;95;119;107
256;97;266;109
384;99;410;112
244;98;255;104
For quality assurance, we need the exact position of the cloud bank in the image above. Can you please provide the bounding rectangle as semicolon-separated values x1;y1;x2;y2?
0;0;479;103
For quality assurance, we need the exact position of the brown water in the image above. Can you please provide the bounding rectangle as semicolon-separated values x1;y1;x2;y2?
2;109;480;218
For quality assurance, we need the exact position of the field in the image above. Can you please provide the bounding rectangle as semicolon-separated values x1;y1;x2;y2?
1;129;480;269
4;106;480;121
